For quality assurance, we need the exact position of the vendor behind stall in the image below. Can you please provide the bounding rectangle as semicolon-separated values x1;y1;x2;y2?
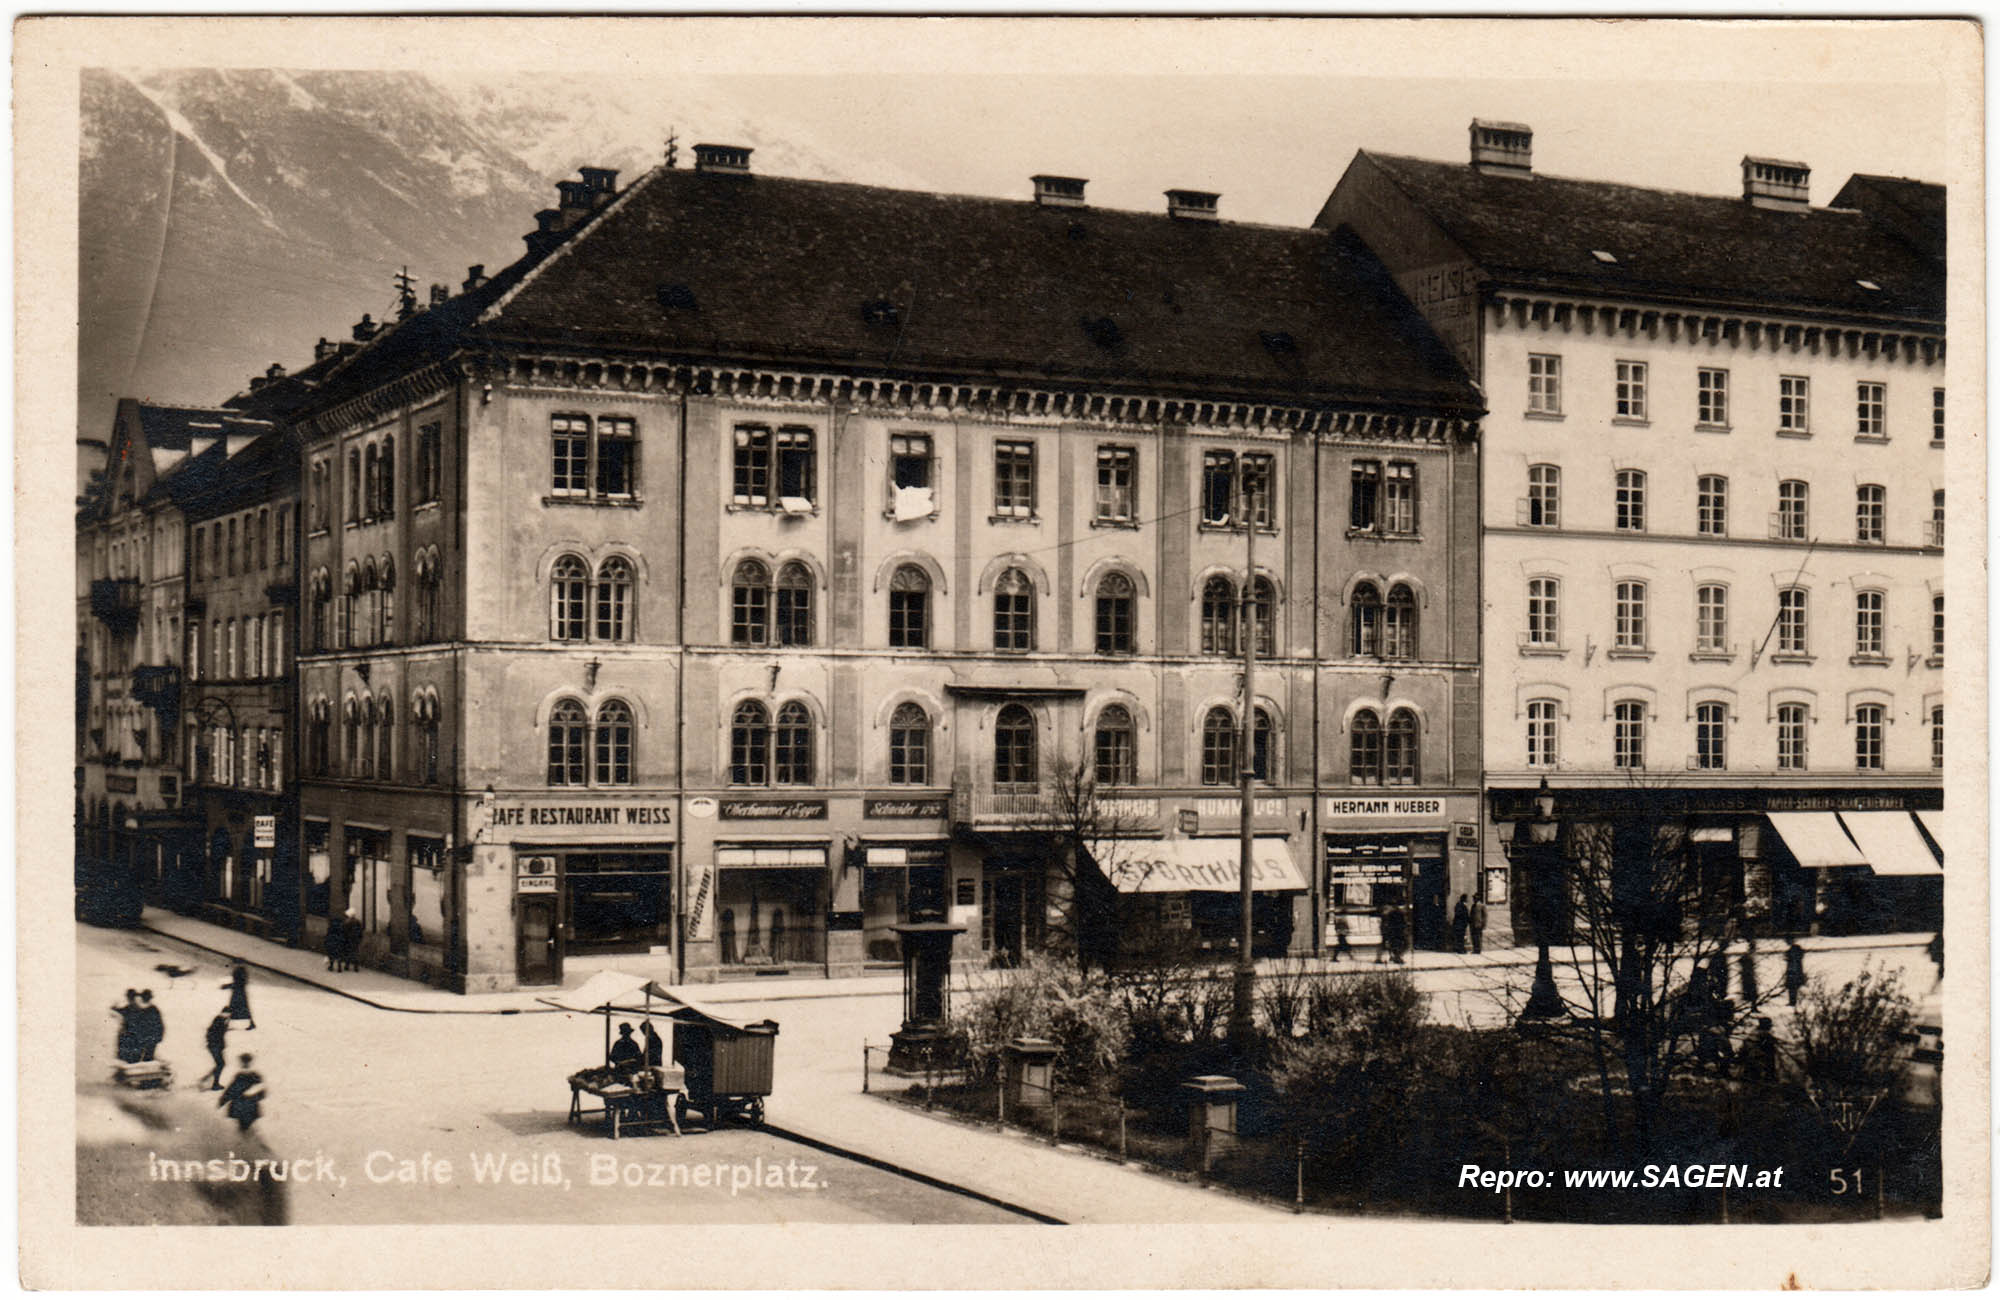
609;1024;645;1073
642;1021;665;1068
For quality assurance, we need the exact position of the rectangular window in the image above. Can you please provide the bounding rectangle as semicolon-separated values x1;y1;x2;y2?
1526;700;1558;768
1615;360;1647;420
1933;388;1945;445
1527;354;1562;414
1777;704;1809;771
1856;381;1886;439
1614;581;1647;650
1856;484;1885;543
1776;480;1809;541
1613;701;1645;770
274;507;290;567
1697;475;1728;536
552;415;591;495
733;425;772;505
1697;368;1730;427
594;417;635;497
775;427;816;504
1202;451;1236;525
891;434;933;490
1382;462;1416;534
993;440;1036;517
1779;375;1810;434
1350;460;1380;531
416;423;442;504
1615;470;1646;531
1695;704;1728;770
1242;453;1275;529
1526;578;1560;648
1095;445;1136;522
1696;585;1728;654
1777;588;1808;655
1526;465;1560;528
1855;590;1884;656
1854;706;1885;771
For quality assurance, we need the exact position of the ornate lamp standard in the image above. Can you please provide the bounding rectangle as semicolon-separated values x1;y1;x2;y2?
1511;777;1566;1022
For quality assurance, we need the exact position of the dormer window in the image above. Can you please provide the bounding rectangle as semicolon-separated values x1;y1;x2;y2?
1591;249;1619;264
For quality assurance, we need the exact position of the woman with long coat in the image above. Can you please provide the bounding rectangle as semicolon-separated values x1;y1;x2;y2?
222;961;256;1029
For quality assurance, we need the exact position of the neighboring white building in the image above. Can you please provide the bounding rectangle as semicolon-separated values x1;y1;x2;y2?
1322;123;1945;940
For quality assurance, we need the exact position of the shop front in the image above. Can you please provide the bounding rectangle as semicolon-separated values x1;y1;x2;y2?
1322;793;1483;954
1100;833;1309;961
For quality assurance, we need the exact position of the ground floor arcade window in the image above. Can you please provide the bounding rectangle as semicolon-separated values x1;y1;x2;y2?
564;852;673;953
716;846;827;966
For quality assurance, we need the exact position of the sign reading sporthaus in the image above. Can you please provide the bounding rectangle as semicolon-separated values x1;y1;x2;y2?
1103;838;1308;893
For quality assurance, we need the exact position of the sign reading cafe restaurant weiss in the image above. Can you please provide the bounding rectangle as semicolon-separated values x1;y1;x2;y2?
486;800;676;830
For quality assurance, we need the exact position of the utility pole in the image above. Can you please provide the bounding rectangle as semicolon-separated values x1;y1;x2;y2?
1229;458;1259;1058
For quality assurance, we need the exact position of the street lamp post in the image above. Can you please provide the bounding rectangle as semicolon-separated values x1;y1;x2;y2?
1227;462;1259;1060
1515;777;1565;1023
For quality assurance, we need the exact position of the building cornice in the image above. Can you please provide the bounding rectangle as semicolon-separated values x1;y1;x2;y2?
1486;291;1943;367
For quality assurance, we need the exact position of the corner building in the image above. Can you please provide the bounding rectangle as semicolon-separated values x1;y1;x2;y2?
1322;123;1946;941
288;148;1483;990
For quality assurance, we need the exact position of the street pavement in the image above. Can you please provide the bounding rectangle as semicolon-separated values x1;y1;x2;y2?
86;914;1941;1226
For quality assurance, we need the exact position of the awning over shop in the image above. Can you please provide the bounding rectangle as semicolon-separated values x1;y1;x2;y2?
1916;809;1947;846
1839;811;1943;877
1765;812;1867;869
1101;837;1307;894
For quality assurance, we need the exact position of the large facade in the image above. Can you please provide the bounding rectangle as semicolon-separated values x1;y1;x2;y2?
275;149;1484;990
1322;123;1947;939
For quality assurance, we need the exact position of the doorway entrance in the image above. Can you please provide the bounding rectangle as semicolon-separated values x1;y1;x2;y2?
517;895;561;985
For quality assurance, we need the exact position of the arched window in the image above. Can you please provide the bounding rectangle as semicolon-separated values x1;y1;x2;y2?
774;702;814;786
415;691;440;785
376;696;393;782
888;702;930;786
1350;710;1382;785
994;704;1037;787
1200;576;1236;656
729;559;770;645
1351;582;1382;656
1383;584;1417;660
364;444;381;519
729;702;770;786
1201;707;1236;786
889;565;930;649
547;699;587;786
361;697;378;778
380;434;395;516
1252;707;1275;782
341;697;359;777
311;569;332;650
309;698;331;776
1095;572;1136;654
993;568;1034;652
596;556;633;642
1094;704;1136;786
550;555;589;641
363;556;382;646
1250;577;1276;657
774;562;812;647
1385;709;1418;785
595;700;633;785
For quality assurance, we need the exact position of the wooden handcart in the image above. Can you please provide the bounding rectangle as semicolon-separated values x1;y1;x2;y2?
670;1005;779;1130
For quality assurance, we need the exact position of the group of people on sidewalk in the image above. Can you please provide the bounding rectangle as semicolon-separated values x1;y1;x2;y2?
324;909;364;972
108;960;267;1130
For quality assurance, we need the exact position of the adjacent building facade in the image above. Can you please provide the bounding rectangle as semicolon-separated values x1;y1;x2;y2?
1322;122;1947;940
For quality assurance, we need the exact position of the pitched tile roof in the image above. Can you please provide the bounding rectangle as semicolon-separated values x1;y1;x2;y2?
469;168;1479;413
1344;152;1943;327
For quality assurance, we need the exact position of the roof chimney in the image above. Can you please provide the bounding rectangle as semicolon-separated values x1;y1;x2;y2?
1166;189;1219;221
266;362;286;380
314;336;338;362
1469;119;1533;177
579;167;619;195
1742;156;1811;210
352;314;378;342
557;179;591;211
1032;175;1088;207
692;143;752;174
462;265;486;292
429;284;450;308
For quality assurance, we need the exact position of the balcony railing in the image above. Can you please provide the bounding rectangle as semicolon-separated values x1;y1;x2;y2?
951;784;1054;828
89;578;142;627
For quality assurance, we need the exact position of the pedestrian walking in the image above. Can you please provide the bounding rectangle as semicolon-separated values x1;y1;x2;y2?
200;1012;231;1090
340;909;364;972
222;961;256;1030
1331;913;1355;962
325;914;348;971
1737;931;1760;1004
134;989;166;1061
1783;940;1808;1008
1469;895;1488;954
111;989;143;1064
1450;895;1471;954
217;1054;266;1132
1380;907;1408;965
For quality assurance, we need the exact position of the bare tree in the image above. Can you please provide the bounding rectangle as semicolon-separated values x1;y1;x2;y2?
1503;811;1779;1158
1790;965;1917;1163
1015;757;1156;971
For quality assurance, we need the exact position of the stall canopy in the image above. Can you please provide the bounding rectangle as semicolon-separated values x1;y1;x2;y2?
1101;837;1308;893
1838;811;1944;877
1765;813;1868;869
537;970;761;1030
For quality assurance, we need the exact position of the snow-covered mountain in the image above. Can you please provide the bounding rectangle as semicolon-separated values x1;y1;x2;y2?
77;67;912;455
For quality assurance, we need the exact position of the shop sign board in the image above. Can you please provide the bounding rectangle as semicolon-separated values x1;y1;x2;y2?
685;864;716;941
517;855;558;894
106;774;138;794
1452;821;1480;852
1325;796;1444;819
488;801;675;830
720;798;827;820
863;797;948;820
1192;796;1286;820
254;815;276;848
